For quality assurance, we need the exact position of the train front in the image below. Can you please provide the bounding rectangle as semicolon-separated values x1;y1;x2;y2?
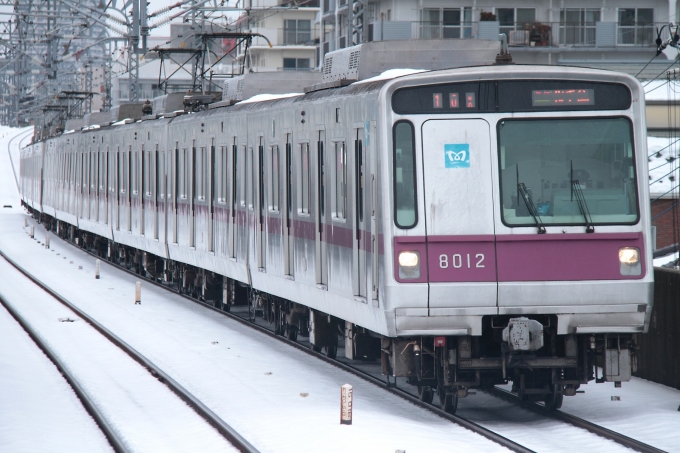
381;66;652;411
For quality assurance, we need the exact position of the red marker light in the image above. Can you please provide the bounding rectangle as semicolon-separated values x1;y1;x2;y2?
433;93;442;109
449;93;459;108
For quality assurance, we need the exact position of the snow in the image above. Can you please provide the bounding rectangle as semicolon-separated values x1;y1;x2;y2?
238;93;302;104
0;304;113;453
354;68;429;85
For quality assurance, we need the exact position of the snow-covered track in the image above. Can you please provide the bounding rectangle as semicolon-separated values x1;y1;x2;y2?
0;250;260;453
486;387;666;453
0;294;127;453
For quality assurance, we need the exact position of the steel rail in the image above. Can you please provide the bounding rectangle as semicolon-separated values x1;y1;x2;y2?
487;387;667;453
0;294;129;453
0;250;260;453
51;231;535;453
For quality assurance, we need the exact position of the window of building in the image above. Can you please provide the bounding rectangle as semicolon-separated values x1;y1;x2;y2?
283;58;311;70
420;7;472;39
618;8;654;45
497;8;535;39
560;8;600;46
284;20;311;45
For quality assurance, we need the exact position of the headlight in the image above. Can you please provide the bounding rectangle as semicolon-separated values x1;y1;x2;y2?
398;251;420;279
619;247;641;276
618;247;639;265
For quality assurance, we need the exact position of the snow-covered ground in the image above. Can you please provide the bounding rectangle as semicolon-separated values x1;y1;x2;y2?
0;257;238;453
0;303;113;453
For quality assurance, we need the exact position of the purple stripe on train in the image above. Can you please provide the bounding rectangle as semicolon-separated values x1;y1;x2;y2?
395;232;645;283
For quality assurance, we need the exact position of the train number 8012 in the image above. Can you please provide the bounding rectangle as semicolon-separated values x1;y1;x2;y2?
439;253;485;269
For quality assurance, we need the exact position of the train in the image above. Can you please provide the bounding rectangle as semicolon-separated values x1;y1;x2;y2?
20;40;653;413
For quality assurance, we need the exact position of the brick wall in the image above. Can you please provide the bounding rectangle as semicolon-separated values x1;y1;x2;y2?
651;199;680;249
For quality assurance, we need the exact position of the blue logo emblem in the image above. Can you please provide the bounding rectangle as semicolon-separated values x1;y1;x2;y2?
444;144;470;168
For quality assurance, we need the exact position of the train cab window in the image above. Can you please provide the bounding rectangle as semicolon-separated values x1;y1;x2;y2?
270;146;280;212
334;141;346;220
392;121;418;229
300;143;310;214
498;118;639;227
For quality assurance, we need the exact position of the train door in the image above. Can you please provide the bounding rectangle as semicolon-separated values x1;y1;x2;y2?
284;134;294;276
257;137;266;269
352;126;367;299
420;119;498;313
228;138;237;258
315;130;328;288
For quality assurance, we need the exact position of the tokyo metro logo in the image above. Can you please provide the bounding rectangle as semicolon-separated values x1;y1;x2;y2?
444;144;470;168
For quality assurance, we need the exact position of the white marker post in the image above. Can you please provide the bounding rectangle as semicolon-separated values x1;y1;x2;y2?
135;281;141;304
30;226;34;238
24;218;27;227
45;235;50;249
95;259;101;279
340;384;353;425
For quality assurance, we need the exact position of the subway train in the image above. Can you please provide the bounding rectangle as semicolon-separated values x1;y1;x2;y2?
20;42;653;413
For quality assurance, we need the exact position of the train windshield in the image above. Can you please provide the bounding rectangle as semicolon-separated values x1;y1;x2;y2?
498;117;639;227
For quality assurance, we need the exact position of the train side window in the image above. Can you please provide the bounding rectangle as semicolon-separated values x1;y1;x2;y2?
132;151;139;195
197;146;207;201
144;150;151;196
270;145;279;212
300;143;310;214
218;145;228;203
240;146;246;207
178;149;186;199
247;147;254;209
334;141;346;220
393;121;418;229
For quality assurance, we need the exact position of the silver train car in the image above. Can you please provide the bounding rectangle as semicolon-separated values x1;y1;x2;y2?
21;62;653;413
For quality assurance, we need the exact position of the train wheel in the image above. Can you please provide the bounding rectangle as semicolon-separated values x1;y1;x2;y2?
438;386;458;414
286;325;298;342
418;385;434;404
325;345;337;359
544;385;563;410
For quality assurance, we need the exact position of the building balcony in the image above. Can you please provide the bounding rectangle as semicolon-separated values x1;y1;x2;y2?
368;21;658;49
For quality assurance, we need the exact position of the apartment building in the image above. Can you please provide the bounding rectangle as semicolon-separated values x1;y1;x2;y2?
232;0;320;72
320;0;679;77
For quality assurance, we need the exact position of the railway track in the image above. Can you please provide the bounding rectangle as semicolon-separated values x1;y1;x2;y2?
0;250;259;453
0;294;127;453
23;219;667;453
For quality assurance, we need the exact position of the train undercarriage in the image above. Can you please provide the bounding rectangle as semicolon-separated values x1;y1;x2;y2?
30;206;639;415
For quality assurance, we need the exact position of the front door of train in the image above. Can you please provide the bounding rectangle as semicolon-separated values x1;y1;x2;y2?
421;119;498;315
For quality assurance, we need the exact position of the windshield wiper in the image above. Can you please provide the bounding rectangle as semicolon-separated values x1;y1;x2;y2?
570;161;595;233
517;183;546;234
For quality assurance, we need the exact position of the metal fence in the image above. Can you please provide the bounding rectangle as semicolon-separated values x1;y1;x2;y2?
634;267;680;390
368;21;657;48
